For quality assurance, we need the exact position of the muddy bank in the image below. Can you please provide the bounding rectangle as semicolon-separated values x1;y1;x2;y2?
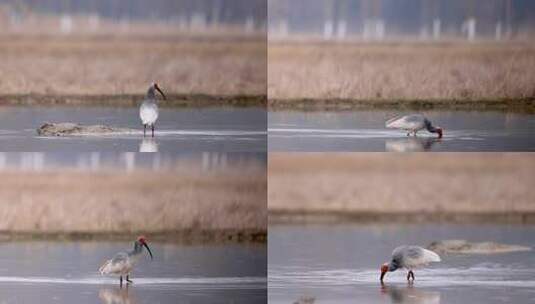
269;210;535;225
37;122;134;136
0;229;266;244
268;97;535;113
427;239;531;254
0;94;266;108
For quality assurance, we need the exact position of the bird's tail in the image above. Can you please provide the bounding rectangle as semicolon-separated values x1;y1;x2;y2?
422;248;441;262
385;115;402;128
99;260;111;275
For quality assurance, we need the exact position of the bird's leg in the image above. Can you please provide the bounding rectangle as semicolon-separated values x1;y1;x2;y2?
151;124;155;137
409;270;415;281
406;271;411;281
406;132;410;137
126;275;133;284
143;124;147;137
120;275;123;287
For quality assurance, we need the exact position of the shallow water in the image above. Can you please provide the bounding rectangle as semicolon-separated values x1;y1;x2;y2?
0;152;266;171
0;106;266;152
0;241;266;303
269;224;535;304
268;111;535;151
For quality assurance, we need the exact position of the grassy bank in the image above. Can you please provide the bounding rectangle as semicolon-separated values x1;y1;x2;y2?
269;153;535;224
0;93;266;108
0;166;266;243
268;97;535;113
0;33;266;97
0;230;266;244
268;42;535;102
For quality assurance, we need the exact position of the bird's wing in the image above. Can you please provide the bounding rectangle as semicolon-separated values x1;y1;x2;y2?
420;248;441;263
99;252;128;274
399;246;441;268
386;114;424;129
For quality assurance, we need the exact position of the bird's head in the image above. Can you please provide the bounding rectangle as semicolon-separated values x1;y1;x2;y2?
380;263;389;282
137;235;153;260
435;127;443;139
151;82;167;100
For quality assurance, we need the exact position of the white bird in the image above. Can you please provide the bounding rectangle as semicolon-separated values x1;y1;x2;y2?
140;83;166;137
380;245;441;283
99;236;154;286
386;114;443;138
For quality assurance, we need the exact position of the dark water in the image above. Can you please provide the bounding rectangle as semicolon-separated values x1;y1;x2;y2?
269;224;535;304
268;111;535;151
0;106;266;152
0;241;266;304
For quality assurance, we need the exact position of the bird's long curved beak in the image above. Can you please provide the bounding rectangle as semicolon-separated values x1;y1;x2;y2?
155;86;167;100
380;270;386;282
143;243;153;260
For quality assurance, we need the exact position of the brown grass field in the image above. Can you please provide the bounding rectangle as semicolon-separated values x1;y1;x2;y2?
269;153;535;224
268;42;535;103
0;33;266;100
0;164;266;242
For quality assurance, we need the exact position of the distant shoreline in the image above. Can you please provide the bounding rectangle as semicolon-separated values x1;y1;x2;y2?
269;210;535;225
0;94;266;108
0;229;267;244
269;97;535;113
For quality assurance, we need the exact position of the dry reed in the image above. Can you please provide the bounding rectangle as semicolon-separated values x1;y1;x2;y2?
268;42;535;100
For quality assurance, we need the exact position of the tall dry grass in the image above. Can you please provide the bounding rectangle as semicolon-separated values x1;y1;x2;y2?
0;34;266;96
269;153;535;216
0;165;266;234
268;42;535;100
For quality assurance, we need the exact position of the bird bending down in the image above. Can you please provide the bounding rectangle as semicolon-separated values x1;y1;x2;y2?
140;82;166;137
99;236;154;286
380;245;441;283
386;114;443;138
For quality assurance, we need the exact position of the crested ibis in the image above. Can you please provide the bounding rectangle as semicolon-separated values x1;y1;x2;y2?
380;245;441;283
99;236;154;286
140;83;166;137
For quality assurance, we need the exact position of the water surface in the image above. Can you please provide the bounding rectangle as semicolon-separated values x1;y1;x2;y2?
0;241;266;303
269;224;535;304
0;106;266;152
269;111;535;151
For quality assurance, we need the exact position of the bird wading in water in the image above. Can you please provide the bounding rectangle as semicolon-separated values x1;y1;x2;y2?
380;245;441;283
386;114;443;138
99;236;154;286
140;83;166;137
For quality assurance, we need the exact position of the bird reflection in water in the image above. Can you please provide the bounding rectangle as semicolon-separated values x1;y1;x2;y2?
385;137;441;152
99;287;135;304
139;138;159;152
381;283;441;304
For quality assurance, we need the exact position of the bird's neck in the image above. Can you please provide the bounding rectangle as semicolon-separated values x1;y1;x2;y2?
424;119;437;132
129;241;144;256
146;87;156;100
389;261;399;272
